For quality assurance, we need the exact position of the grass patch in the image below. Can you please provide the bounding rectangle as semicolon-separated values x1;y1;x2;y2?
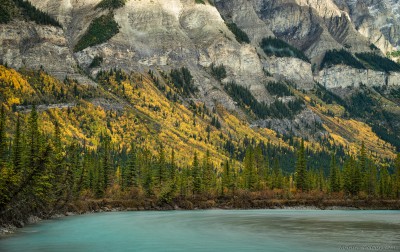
260;37;309;62
195;0;206;4
74;14;119;52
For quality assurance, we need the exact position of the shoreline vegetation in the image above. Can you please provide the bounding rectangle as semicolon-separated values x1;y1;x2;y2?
2;197;400;237
0;100;399;236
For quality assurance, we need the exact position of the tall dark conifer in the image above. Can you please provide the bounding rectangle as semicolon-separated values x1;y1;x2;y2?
295;140;307;191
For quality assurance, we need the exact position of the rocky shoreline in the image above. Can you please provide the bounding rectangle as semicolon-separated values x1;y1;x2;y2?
1;198;399;237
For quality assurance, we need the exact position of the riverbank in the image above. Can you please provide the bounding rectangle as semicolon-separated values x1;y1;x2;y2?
2;197;400;237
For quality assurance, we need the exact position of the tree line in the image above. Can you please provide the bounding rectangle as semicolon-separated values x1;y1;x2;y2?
1;105;399;225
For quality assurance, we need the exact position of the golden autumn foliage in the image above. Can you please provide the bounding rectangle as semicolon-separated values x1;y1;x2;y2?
0;64;397;169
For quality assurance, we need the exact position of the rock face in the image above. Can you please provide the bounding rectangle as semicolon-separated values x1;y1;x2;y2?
318;65;400;89
334;0;400;54
2;0;398;89
263;57;314;90
0;21;73;75
0;0;399;124
0;22;96;85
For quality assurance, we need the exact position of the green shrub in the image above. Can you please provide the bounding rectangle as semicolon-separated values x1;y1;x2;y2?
210;63;227;81
170;67;197;96
265;82;292;97
96;0;126;10
195;0;206;4
260;37;309;62
225;22;250;44
388;50;400;58
321;49;364;70
74;14;119;52
89;56;104;68
355;52;400;72
225;81;303;119
314;83;346;106
0;0;15;24
369;44;379;51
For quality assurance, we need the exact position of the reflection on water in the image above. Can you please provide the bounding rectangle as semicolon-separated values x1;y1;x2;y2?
0;210;399;252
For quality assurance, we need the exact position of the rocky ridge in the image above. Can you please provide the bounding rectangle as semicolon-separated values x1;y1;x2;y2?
0;0;399;147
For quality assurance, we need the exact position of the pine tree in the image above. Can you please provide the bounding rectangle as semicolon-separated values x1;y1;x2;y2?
156;144;167;186
329;154;340;193
169;149;176;181
12;114;23;173
28;105;40;173
295;140;307;191
100;134;112;190
127;143;139;187
395;154;400;199
192;152;201;195
272;158;283;189
202;150;213;193
379;168;391;198
353;160;361;196
52;121;65;199
222;160;232;195
0;106;10;210
243;145;257;190
0;105;7;167
142;149;153;196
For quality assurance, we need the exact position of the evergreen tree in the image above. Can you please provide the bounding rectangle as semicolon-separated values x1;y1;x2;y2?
0;105;7;167
295;140;307;191
100;134;112;190
12;114;23;173
222;160;232;195
156;144;167;186
329;153;340;193
127;143;139;187
243;146;257;190
395;154;400;199
272;158;283;189
169;149;176;181
202;150;213;193
192;152;201;195
28;106;40;173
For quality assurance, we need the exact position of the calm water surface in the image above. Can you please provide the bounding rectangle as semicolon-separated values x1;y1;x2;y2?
0;210;399;252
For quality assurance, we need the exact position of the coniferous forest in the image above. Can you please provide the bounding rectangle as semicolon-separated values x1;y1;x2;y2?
0;62;399;229
1;103;399;226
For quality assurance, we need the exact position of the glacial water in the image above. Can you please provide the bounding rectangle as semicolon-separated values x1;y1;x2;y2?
0;210;399;252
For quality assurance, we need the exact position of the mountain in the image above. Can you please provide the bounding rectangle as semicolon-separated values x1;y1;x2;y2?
1;0;400;226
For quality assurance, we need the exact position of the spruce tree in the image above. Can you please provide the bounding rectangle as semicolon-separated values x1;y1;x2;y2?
202;150;213;193
0;105;7;167
329;154;340;192
127;143;139;187
395;154;400;199
12;114;23;173
192;152;201;195
222;160;232;195
295;140;307;191
157;144;167;186
244;145;257;190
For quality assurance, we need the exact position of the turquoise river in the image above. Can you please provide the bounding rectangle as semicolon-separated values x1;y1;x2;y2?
0;210;399;251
